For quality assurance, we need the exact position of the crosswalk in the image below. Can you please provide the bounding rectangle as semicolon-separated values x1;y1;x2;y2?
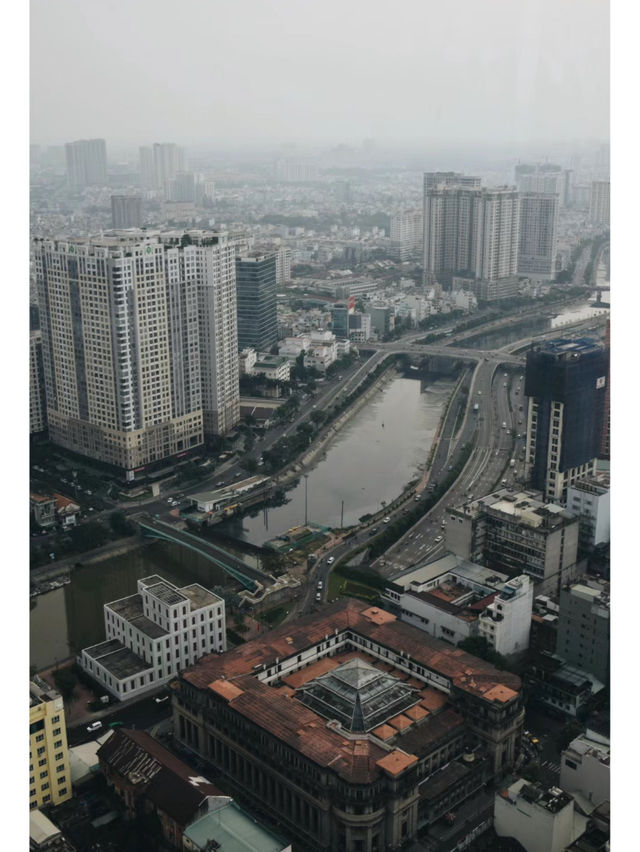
541;760;561;775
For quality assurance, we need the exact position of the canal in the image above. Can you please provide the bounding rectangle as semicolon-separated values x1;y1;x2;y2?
219;374;456;546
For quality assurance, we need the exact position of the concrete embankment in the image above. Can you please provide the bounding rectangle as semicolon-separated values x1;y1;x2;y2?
31;536;150;583
277;367;398;487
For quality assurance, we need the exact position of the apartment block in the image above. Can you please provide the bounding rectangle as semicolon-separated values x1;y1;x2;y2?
390;210;423;261
65;138;107;189
524;339;608;503
34;230;240;477
446;489;579;595
30;680;72;809
235;254;278;352
566;478;610;551
556;579;610;684
560;730;610;809
517;192;559;280
111;195;143;229
422;179;519;292
79;575;226;701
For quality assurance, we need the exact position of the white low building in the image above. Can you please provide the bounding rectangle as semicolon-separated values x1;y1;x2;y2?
79;575;226;701
384;555;532;656
494;779;588;852
478;575;533;656
566;477;610;549
560;730;610;809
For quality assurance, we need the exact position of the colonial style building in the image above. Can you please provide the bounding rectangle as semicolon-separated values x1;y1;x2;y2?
173;599;524;852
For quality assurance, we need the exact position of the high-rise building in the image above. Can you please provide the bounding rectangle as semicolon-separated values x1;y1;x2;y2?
515;163;566;206
423;181;519;289
524;339;608;503
30;330;47;436
111;195;143;228
601;319;610;459
30;680;72;810
390;210;423;260
64;138;107;188
275;246;292;285
139;143;186;194
446;489;579;595
138;145;155;189
557;579;610;684
517;192;559;280
170;171;196;203
34;230;240;478
589;181;610;227
235;254;278;352
330;302;352;339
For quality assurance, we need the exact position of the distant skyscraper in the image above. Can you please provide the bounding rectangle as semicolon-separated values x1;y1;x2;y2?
34;230;240;478
524;339;608;503
390;211;423;261
139;143;186;194
514;163;566;205
589;181;610;227
275;246;292;285
601;319;610;460
235;254;278;352
169;171;196;203
111;195;143;228
423;178;519;290
138;146;155;189
517;193;559;280
64;138;107;188
274;158;318;182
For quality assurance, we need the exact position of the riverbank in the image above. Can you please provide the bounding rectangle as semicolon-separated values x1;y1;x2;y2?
30;536;150;584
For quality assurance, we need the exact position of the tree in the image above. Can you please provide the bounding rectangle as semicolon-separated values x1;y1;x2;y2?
53;668;78;701
555;720;584;753
109;511;135;537
458;636;509;670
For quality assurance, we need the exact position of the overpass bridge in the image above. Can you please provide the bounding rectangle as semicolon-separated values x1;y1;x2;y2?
136;515;274;591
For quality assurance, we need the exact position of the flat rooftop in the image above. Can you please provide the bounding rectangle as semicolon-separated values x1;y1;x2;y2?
388;554;508;591
146;582;188;606
180;584;221;610
106;594;144;620
83;641;153;680
184;799;289;852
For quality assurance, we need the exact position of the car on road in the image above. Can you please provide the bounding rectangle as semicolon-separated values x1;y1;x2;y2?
154;695;169;705
369;528;379;536
109;721;124;728
315;592;322;602
326;557;335;565
383;517;390;524
434;536;443;543
87;721;103;733
166;497;173;503
317;580;323;590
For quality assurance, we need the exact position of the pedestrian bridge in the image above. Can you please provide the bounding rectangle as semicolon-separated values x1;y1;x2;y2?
137;515;273;592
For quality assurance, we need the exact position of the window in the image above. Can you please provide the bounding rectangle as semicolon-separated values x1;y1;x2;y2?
565;759;578;770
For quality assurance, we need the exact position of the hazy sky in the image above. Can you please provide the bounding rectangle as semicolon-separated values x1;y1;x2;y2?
30;0;609;148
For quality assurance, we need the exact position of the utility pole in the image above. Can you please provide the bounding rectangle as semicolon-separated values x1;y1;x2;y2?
304;475;309;526
340;500;344;529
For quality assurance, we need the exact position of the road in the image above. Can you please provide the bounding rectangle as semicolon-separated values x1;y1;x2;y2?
67;693;172;744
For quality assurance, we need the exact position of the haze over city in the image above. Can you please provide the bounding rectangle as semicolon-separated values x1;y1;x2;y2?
23;1;618;850
31;0;609;150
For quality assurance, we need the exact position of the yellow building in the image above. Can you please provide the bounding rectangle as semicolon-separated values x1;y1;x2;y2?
29;680;72;809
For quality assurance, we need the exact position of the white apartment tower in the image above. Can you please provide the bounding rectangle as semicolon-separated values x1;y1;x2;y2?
139;143;186;194
34;230;240;478
423;180;519;286
390;210;423;260
518;192;559;280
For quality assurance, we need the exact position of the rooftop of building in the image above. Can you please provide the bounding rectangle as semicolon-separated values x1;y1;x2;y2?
563;579;610;610
180;600;520;784
82;640;152;680
530;337;604;357
568;476;610;495
565;732;610;765
179;584;221;611
145;582;188;606
98;729;221;826
388;553;509;592
106;594;144;621
53;493;80;513
454;489;576;529
29;679;61;708
183;798;289;852
30;492;54;504
502;778;573;814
